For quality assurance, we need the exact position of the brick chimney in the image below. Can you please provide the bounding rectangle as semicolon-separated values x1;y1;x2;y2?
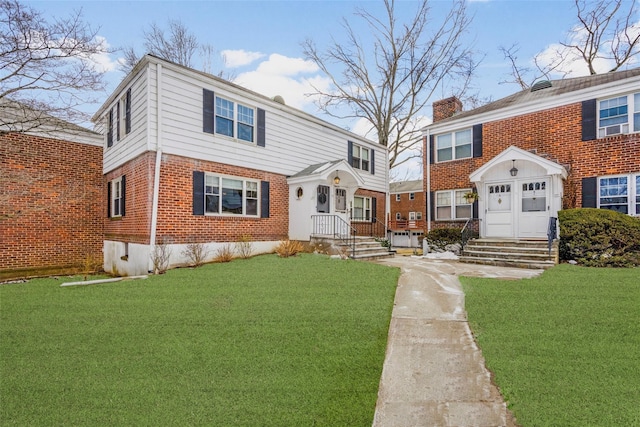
432;97;463;123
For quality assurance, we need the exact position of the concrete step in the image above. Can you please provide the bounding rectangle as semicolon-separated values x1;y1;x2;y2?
461;239;558;269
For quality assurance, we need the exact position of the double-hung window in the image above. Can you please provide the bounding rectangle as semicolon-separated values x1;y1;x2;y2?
109;176;125;218
598;173;640;215
395;194;401;202
215;96;255;142
205;174;259;216
436;129;472;162
107;88;132;147
598;92;639;137
353;196;371;221
436;189;471;220
350;144;370;171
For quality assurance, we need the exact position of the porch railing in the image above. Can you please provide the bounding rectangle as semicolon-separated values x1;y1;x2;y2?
547;216;558;255
311;215;356;256
387;219;425;230
461;218;473;250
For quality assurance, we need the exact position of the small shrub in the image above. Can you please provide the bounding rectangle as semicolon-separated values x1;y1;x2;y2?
214;244;235;263
181;243;209;267
151;242;172;274
559;208;640;267
425;228;463;250
374;237;391;248
236;235;254;259
275;239;304;258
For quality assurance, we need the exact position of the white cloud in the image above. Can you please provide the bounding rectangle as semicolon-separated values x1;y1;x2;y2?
221;49;265;68
233;54;330;110
86;36;119;73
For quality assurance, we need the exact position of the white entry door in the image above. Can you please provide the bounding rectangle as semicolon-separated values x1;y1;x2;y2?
519;179;550;238
485;182;513;237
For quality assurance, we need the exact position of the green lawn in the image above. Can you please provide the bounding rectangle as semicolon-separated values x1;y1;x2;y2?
1;254;399;426
461;264;640;427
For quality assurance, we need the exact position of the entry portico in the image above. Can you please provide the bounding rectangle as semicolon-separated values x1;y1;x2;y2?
470;146;568;239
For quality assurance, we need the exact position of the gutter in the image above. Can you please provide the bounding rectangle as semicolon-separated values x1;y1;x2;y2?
148;63;163;272
425;128;431;234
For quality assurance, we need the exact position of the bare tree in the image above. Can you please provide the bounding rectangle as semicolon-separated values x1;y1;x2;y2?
0;0;109;133
501;0;639;89
302;0;476;170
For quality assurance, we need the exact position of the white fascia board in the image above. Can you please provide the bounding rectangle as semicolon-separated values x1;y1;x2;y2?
425;76;640;135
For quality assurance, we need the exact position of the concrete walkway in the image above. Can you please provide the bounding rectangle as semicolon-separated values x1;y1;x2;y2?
371;256;542;427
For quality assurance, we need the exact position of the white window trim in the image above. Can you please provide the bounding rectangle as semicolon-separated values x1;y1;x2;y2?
395;194;401;201
436;128;472;162
409;192;415;200
111;176;123;218
597;92;639;138
597;173;640;216
215;95;256;144
204;173;260;217
351;143;370;172
352;195;371;222
435;189;472;220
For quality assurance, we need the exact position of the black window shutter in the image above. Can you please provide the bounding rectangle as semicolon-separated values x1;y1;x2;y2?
472;124;483;158
429;135;435;164
370;149;375;175
121;175;126;217
371;196;377;222
582;177;597;208
107;181;111;218
125;88;132;134
472;199;478;219
429;191;435;220
257;108;266;147
261;181;270;218
582;99;597;141
193;171;205;215
116;102;121;142
348;141;353;165
203;89;215;134
107;109;113;147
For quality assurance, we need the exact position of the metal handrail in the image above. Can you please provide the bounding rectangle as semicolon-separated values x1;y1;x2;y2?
547;216;558;255
311;215;356;258
461;218;473;250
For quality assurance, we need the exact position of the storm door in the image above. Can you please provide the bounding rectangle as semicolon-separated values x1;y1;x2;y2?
485;182;514;237
519;179;549;238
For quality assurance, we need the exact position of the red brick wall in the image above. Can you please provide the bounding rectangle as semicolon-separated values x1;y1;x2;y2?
389;192;425;221
433;97;463;122
107;153;290;245
156;154;290;243
0;132;104;279
425;102;640;208
351;188;387;237
105;152;156;244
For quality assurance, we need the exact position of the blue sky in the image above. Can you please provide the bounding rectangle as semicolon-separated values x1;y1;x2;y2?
27;0;638;178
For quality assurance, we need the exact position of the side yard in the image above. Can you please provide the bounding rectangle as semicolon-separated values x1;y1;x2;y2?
0;254;399;426
461;265;640;426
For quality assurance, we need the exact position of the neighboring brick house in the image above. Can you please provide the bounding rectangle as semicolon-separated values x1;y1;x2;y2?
0;113;103;280
93;55;388;276
388;179;425;247
423;69;640;240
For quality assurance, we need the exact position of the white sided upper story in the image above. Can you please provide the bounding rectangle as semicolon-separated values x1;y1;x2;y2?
92;54;388;194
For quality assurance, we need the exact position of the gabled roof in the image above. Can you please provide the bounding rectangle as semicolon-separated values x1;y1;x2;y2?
426;67;640;131
390;179;423;193
287;159;366;187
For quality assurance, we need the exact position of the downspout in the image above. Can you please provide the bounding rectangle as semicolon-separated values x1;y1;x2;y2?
148;63;163;272
425;129;431;234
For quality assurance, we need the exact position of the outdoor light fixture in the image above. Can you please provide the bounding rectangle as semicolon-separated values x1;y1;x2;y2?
510;160;518;177
333;171;340;185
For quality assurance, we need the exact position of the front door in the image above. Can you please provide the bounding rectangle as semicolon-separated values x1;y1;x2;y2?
519;179;550;238
485;182;513;237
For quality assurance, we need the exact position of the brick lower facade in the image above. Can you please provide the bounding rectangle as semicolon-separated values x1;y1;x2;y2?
0;132;104;280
